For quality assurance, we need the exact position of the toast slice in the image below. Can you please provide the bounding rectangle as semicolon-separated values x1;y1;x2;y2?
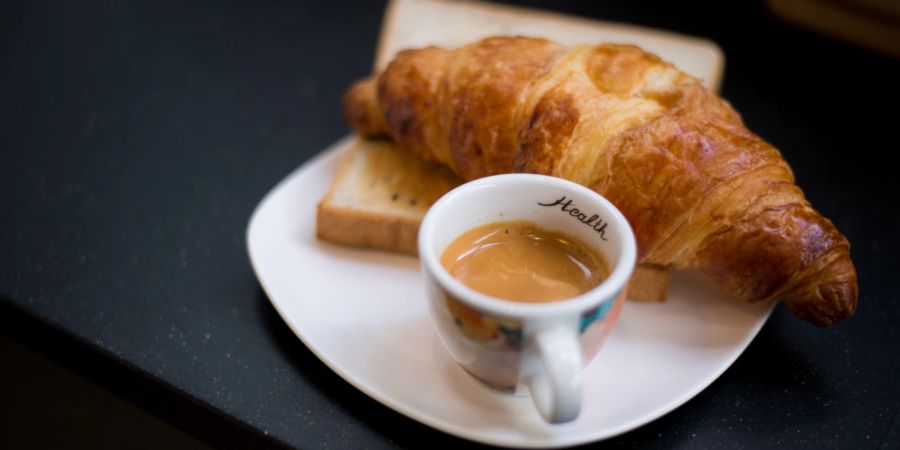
376;0;724;91
317;139;463;256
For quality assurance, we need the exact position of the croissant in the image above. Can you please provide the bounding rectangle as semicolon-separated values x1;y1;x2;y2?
343;37;857;326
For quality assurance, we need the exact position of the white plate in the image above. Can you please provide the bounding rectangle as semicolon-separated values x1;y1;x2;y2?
246;136;774;448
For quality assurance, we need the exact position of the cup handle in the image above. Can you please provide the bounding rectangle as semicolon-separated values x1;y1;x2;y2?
524;324;582;424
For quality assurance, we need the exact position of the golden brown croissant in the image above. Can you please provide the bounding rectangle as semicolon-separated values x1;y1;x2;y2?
343;37;857;326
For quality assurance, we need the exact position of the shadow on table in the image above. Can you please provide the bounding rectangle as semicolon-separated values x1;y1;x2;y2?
0;299;289;450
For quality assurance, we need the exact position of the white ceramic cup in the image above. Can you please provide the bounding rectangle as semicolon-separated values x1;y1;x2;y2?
418;174;637;424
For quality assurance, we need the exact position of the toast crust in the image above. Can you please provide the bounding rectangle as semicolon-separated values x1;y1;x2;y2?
317;201;421;255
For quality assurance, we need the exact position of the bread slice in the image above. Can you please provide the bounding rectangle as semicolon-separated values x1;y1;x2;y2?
317;139;463;256
316;0;731;301
376;0;724;92
627;263;671;302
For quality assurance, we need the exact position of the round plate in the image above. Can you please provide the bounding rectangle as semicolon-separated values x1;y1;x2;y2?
246;136;773;448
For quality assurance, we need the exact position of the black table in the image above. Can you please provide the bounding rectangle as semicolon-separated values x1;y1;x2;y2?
2;1;898;448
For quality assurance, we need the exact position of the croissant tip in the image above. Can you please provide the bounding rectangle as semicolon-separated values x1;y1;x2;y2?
786;269;858;327
343;78;385;137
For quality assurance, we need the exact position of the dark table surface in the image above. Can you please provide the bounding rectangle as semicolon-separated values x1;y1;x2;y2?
2;0;899;448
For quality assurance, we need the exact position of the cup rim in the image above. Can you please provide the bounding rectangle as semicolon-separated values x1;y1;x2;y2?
418;174;637;318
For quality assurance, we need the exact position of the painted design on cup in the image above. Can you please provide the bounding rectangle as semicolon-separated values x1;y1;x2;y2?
431;282;627;392
429;285;524;391
579;287;627;363
444;294;523;344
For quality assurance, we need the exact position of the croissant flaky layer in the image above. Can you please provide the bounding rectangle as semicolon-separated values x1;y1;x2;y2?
343;37;857;326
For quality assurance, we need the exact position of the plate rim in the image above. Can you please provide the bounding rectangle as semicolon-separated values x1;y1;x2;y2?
246;136;774;448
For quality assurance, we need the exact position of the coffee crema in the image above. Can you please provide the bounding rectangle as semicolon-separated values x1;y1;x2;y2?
440;221;610;303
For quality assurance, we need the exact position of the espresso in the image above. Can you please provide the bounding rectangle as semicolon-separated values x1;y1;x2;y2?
440;221;609;303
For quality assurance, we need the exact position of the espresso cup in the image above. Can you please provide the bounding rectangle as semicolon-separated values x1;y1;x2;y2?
418;174;637;424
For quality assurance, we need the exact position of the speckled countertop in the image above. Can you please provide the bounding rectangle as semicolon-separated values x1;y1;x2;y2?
1;0;898;449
